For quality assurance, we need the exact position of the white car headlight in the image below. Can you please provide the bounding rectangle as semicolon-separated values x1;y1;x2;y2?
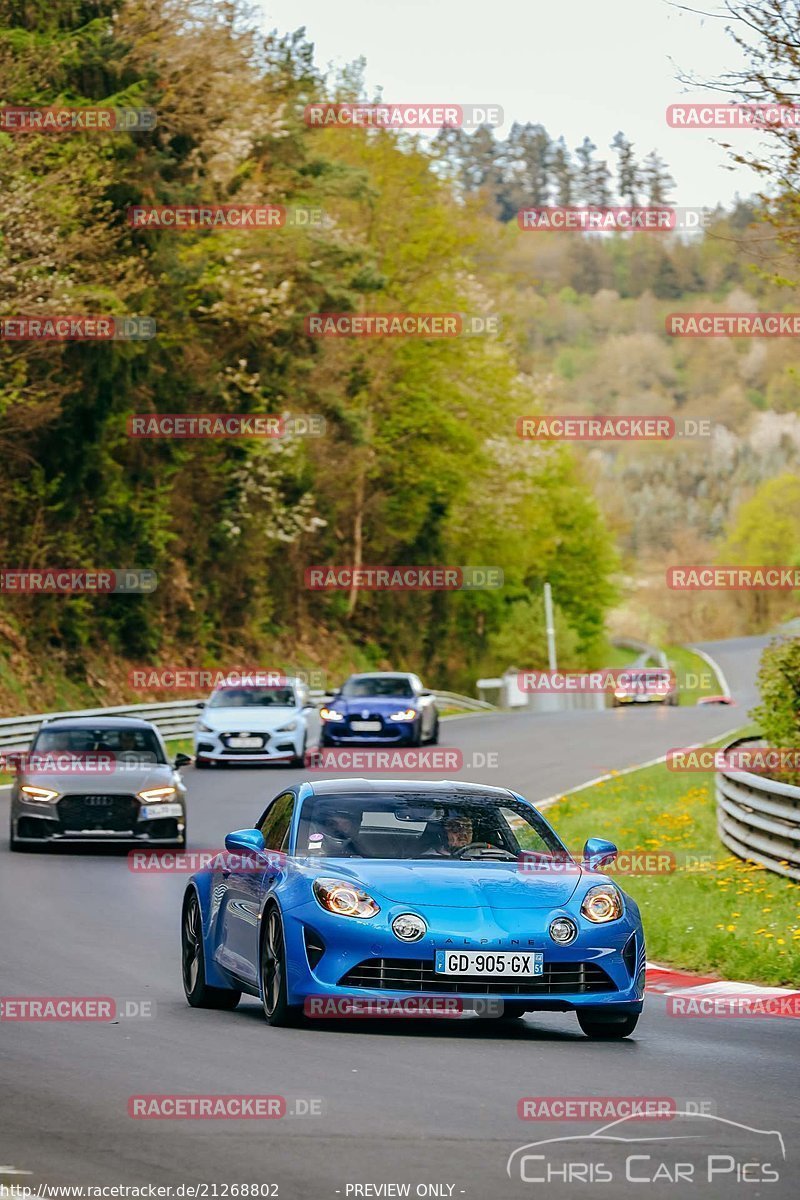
138;786;178;803
313;877;380;918
581;883;623;923
389;708;417;721
275;720;298;733
197;721;214;733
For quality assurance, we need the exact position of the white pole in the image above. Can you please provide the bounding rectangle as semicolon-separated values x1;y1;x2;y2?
544;581;557;672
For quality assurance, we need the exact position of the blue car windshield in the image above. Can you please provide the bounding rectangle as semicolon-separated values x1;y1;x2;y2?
342;677;415;698
297;794;566;861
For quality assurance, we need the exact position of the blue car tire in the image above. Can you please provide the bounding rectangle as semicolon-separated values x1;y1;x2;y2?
182;891;241;1010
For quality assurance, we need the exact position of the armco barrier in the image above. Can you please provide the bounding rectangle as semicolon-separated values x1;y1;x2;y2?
716;736;800;882
0;690;494;753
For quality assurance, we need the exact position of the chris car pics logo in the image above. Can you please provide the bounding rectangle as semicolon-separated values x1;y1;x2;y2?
506;1112;784;1185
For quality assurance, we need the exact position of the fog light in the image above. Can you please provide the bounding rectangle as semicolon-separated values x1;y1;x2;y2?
549;917;578;945
392;913;427;942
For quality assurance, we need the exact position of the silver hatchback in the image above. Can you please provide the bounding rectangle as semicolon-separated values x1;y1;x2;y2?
9;716;188;850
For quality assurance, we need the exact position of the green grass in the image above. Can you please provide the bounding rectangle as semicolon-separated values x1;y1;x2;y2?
547;746;800;987
599;644;642;669
666;644;723;706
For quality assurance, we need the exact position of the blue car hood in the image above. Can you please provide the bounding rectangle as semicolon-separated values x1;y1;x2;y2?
303;859;580;910
336;696;417;713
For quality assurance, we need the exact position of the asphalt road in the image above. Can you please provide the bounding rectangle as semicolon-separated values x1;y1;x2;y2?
1;635;797;1199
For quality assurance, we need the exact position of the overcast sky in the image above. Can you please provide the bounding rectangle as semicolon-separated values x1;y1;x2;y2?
260;0;762;207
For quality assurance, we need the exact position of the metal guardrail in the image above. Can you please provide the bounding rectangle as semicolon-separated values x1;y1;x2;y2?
610;636;669;669
430;690;495;713
0;690;494;753
716;736;800;882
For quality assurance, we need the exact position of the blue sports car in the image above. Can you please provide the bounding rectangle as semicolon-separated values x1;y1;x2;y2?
319;672;439;746
181;779;646;1037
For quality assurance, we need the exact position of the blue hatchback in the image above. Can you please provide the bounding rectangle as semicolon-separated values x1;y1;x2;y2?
181;779;645;1037
319;672;439;747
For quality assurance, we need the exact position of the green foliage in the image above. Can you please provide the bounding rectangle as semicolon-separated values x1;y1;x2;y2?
0;0;619;694
752;637;800;753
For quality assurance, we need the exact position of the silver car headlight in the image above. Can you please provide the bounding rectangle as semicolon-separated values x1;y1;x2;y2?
581;883;623;923
20;785;59;802
138;786;178;803
275;720;298;733
197;721;214;733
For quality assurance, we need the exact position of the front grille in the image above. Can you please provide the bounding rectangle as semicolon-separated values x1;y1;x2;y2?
220;733;268;752
345;713;388;729
339;958;616;995
57;794;139;833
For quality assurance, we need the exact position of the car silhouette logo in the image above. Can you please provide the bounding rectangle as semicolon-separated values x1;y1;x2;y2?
362;710;369;719
506;1111;786;1181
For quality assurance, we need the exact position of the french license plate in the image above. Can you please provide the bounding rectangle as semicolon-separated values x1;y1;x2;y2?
140;803;183;821
350;720;382;732
227;735;264;748
435;950;543;977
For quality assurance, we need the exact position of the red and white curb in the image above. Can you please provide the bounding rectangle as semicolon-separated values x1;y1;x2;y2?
646;962;800;1019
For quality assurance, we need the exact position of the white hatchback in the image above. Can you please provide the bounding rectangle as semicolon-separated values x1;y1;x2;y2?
193;678;321;768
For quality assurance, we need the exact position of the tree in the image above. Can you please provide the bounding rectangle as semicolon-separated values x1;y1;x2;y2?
641;150;675;205
550;136;575;205
720;473;800;629
505;121;551;213
611;131;640;206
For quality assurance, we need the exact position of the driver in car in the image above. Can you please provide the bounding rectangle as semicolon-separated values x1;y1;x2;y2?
318;809;364;857
421;814;474;857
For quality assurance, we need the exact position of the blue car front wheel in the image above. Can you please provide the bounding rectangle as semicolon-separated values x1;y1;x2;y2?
577;1009;639;1039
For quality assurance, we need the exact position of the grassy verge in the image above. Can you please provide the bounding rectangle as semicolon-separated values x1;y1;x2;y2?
666;644;723;706
601;644;643;670
547;745;800;987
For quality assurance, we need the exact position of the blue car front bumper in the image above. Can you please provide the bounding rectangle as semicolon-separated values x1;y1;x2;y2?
320;719;420;746
279;897;645;1013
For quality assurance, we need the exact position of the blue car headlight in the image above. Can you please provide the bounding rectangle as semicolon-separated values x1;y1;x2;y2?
581;883;624;923
320;707;345;722
389;708;417;721
313;877;380;918
549;917;578;945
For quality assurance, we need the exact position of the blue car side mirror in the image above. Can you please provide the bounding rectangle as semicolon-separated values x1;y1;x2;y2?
583;837;618;871
225;828;267;856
